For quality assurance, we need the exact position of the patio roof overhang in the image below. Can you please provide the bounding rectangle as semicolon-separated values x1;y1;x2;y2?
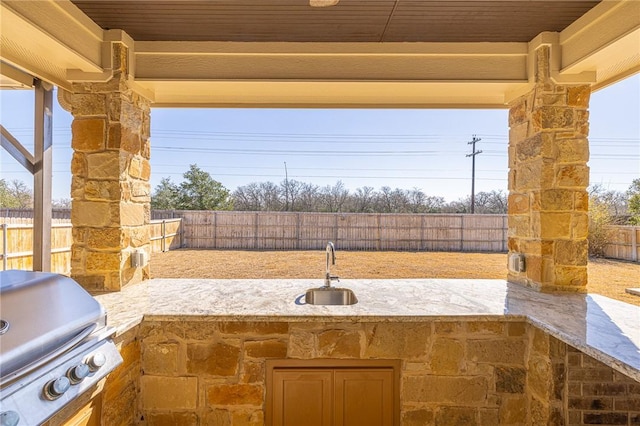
1;0;638;108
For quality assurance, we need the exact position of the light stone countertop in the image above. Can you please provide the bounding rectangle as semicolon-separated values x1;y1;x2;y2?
95;278;640;381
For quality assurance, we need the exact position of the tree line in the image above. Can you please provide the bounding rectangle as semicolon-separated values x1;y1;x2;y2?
1;179;71;209
150;165;508;214
231;180;509;214
150;165;640;223
3;165;638;224
0;179;33;208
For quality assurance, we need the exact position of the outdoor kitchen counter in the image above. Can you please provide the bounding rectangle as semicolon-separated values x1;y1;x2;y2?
94;278;640;381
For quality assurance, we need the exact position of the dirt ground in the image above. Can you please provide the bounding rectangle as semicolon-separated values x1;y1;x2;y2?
150;250;640;306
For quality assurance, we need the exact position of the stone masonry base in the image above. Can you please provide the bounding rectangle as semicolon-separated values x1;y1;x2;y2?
45;320;640;425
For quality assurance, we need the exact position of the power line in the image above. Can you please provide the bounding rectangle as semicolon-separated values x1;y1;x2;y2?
4;126;640;144
466;135;483;214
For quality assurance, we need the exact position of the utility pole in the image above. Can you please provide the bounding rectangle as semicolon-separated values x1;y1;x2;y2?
466;135;482;214
284;161;289;211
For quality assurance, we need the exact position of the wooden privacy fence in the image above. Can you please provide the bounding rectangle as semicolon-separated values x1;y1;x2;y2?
2;214;638;274
604;226;639;262
0;222;73;274
0;219;182;273
178;211;509;252
149;219;183;253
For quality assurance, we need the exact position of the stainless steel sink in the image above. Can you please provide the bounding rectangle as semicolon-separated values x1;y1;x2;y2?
304;287;358;305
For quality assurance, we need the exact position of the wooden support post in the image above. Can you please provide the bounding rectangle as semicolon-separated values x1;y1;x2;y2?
33;80;53;272
0;79;52;272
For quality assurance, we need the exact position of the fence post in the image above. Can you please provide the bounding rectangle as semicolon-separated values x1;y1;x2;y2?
460;215;465;252
377;214;382;250
296;213;301;250
254;213;259;249
213;211;217;249
632;227;638;262
175;216;182;248
502;215;507;252
420;214;425;251
161;220;166;252
2;223;7;271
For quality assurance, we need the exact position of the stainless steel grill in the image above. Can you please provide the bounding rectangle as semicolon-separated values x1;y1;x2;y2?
0;270;122;426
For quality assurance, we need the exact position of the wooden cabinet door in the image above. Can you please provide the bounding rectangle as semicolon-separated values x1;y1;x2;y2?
272;369;333;426
334;369;395;426
267;360;399;426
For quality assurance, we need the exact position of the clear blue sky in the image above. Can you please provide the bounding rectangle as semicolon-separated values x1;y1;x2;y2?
1;75;638;203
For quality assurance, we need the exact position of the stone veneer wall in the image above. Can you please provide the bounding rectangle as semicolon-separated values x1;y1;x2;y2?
43;320;640;426
139;320;533;425
507;45;590;292
59;43;152;292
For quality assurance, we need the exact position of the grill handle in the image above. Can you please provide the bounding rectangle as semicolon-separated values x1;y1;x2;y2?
0;324;96;387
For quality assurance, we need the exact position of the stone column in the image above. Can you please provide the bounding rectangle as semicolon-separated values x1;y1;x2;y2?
60;43;151;292
507;45;590;292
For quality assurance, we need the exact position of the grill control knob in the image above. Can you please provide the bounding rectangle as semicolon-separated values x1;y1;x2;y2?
67;363;91;384
87;352;107;372
44;376;71;400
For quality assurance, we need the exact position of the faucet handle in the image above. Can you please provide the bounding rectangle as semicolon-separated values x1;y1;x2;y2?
330;275;340;282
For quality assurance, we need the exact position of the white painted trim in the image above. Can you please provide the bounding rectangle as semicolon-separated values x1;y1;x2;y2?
140;80;522;109
1;1;104;70
559;0;640;86
0;0;636;107
0;62;34;88
134;41;528;106
528;32;598;85
128;79;156;103
0;1;104;88
135;49;528;82
135;41;526;56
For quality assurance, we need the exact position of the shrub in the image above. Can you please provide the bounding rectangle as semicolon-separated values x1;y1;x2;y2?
588;199;613;257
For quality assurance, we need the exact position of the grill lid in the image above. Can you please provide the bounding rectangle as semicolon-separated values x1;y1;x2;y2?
0;270;106;380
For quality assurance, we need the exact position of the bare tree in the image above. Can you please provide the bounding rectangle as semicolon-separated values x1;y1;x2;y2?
474;190;507;214
320;180;349;212
0;179;33;208
350;186;376;212
233;182;263;211
52;198;72;209
280;179;305;211
297;182;320;212
260;181;283;211
590;184;628;218
229;177;509;214
444;190;506;214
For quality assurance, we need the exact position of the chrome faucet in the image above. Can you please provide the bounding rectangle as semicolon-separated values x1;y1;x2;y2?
324;241;339;287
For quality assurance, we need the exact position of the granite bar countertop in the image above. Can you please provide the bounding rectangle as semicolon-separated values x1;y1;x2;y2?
95;278;640;381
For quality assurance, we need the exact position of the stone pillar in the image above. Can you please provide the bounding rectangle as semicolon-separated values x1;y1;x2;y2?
507;45;590;292
60;43;151;292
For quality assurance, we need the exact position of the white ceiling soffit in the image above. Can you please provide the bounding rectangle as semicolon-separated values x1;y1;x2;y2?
0;62;34;89
559;0;640;90
133;42;529;108
0;0;637;107
0;0;105;90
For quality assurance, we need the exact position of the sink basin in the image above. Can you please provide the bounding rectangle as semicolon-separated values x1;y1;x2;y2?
304;287;358;305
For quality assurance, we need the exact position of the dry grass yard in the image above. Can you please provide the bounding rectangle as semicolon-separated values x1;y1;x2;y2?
150;250;640;306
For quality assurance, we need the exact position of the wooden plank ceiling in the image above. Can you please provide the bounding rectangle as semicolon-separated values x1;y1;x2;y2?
71;0;601;43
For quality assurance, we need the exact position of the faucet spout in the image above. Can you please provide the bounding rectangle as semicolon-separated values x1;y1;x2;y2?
324;241;339;287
